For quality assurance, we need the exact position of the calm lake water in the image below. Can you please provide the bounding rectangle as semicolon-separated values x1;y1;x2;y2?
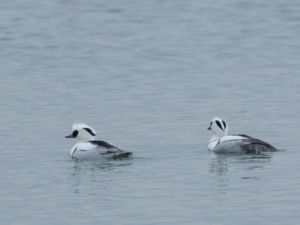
1;0;300;224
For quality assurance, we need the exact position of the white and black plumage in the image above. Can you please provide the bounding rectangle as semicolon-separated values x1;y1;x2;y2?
65;123;132;160
207;117;278;154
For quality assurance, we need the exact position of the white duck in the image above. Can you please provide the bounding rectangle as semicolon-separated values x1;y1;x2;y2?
207;117;278;153
65;123;132;160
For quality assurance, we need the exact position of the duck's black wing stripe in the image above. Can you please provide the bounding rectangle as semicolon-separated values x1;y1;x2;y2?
235;134;253;139
89;140;115;149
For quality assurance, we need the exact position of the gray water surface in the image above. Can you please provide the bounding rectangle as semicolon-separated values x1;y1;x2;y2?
1;0;300;224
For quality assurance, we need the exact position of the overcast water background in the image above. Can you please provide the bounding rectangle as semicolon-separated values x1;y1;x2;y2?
1;0;300;224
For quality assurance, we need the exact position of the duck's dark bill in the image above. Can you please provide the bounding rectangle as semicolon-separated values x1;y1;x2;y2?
65;134;74;138
111;152;132;160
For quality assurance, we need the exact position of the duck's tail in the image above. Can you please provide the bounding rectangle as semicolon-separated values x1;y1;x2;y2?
111;152;133;160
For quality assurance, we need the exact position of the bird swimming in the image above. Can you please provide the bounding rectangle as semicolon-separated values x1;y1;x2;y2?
65;123;132;160
207;117;278;154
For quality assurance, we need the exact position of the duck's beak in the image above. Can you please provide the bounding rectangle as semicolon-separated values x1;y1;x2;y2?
207;126;212;130
65;133;74;138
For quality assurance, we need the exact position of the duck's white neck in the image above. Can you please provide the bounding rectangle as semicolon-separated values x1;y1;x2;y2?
208;134;222;151
77;135;96;142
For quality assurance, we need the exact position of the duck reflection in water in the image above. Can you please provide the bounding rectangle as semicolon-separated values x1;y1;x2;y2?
209;152;273;177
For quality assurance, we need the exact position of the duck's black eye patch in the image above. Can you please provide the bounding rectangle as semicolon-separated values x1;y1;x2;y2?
222;120;226;129
216;120;224;130
72;130;79;137
83;128;96;136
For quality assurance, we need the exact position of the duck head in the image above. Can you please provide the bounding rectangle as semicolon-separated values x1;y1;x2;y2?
207;117;228;138
65;123;96;141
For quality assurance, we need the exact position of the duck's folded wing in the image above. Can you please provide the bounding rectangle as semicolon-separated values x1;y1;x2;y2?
237;134;278;153
89;140;124;154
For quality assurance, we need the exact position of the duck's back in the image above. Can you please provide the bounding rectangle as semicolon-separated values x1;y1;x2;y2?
214;135;277;154
214;135;247;153
70;141;131;160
